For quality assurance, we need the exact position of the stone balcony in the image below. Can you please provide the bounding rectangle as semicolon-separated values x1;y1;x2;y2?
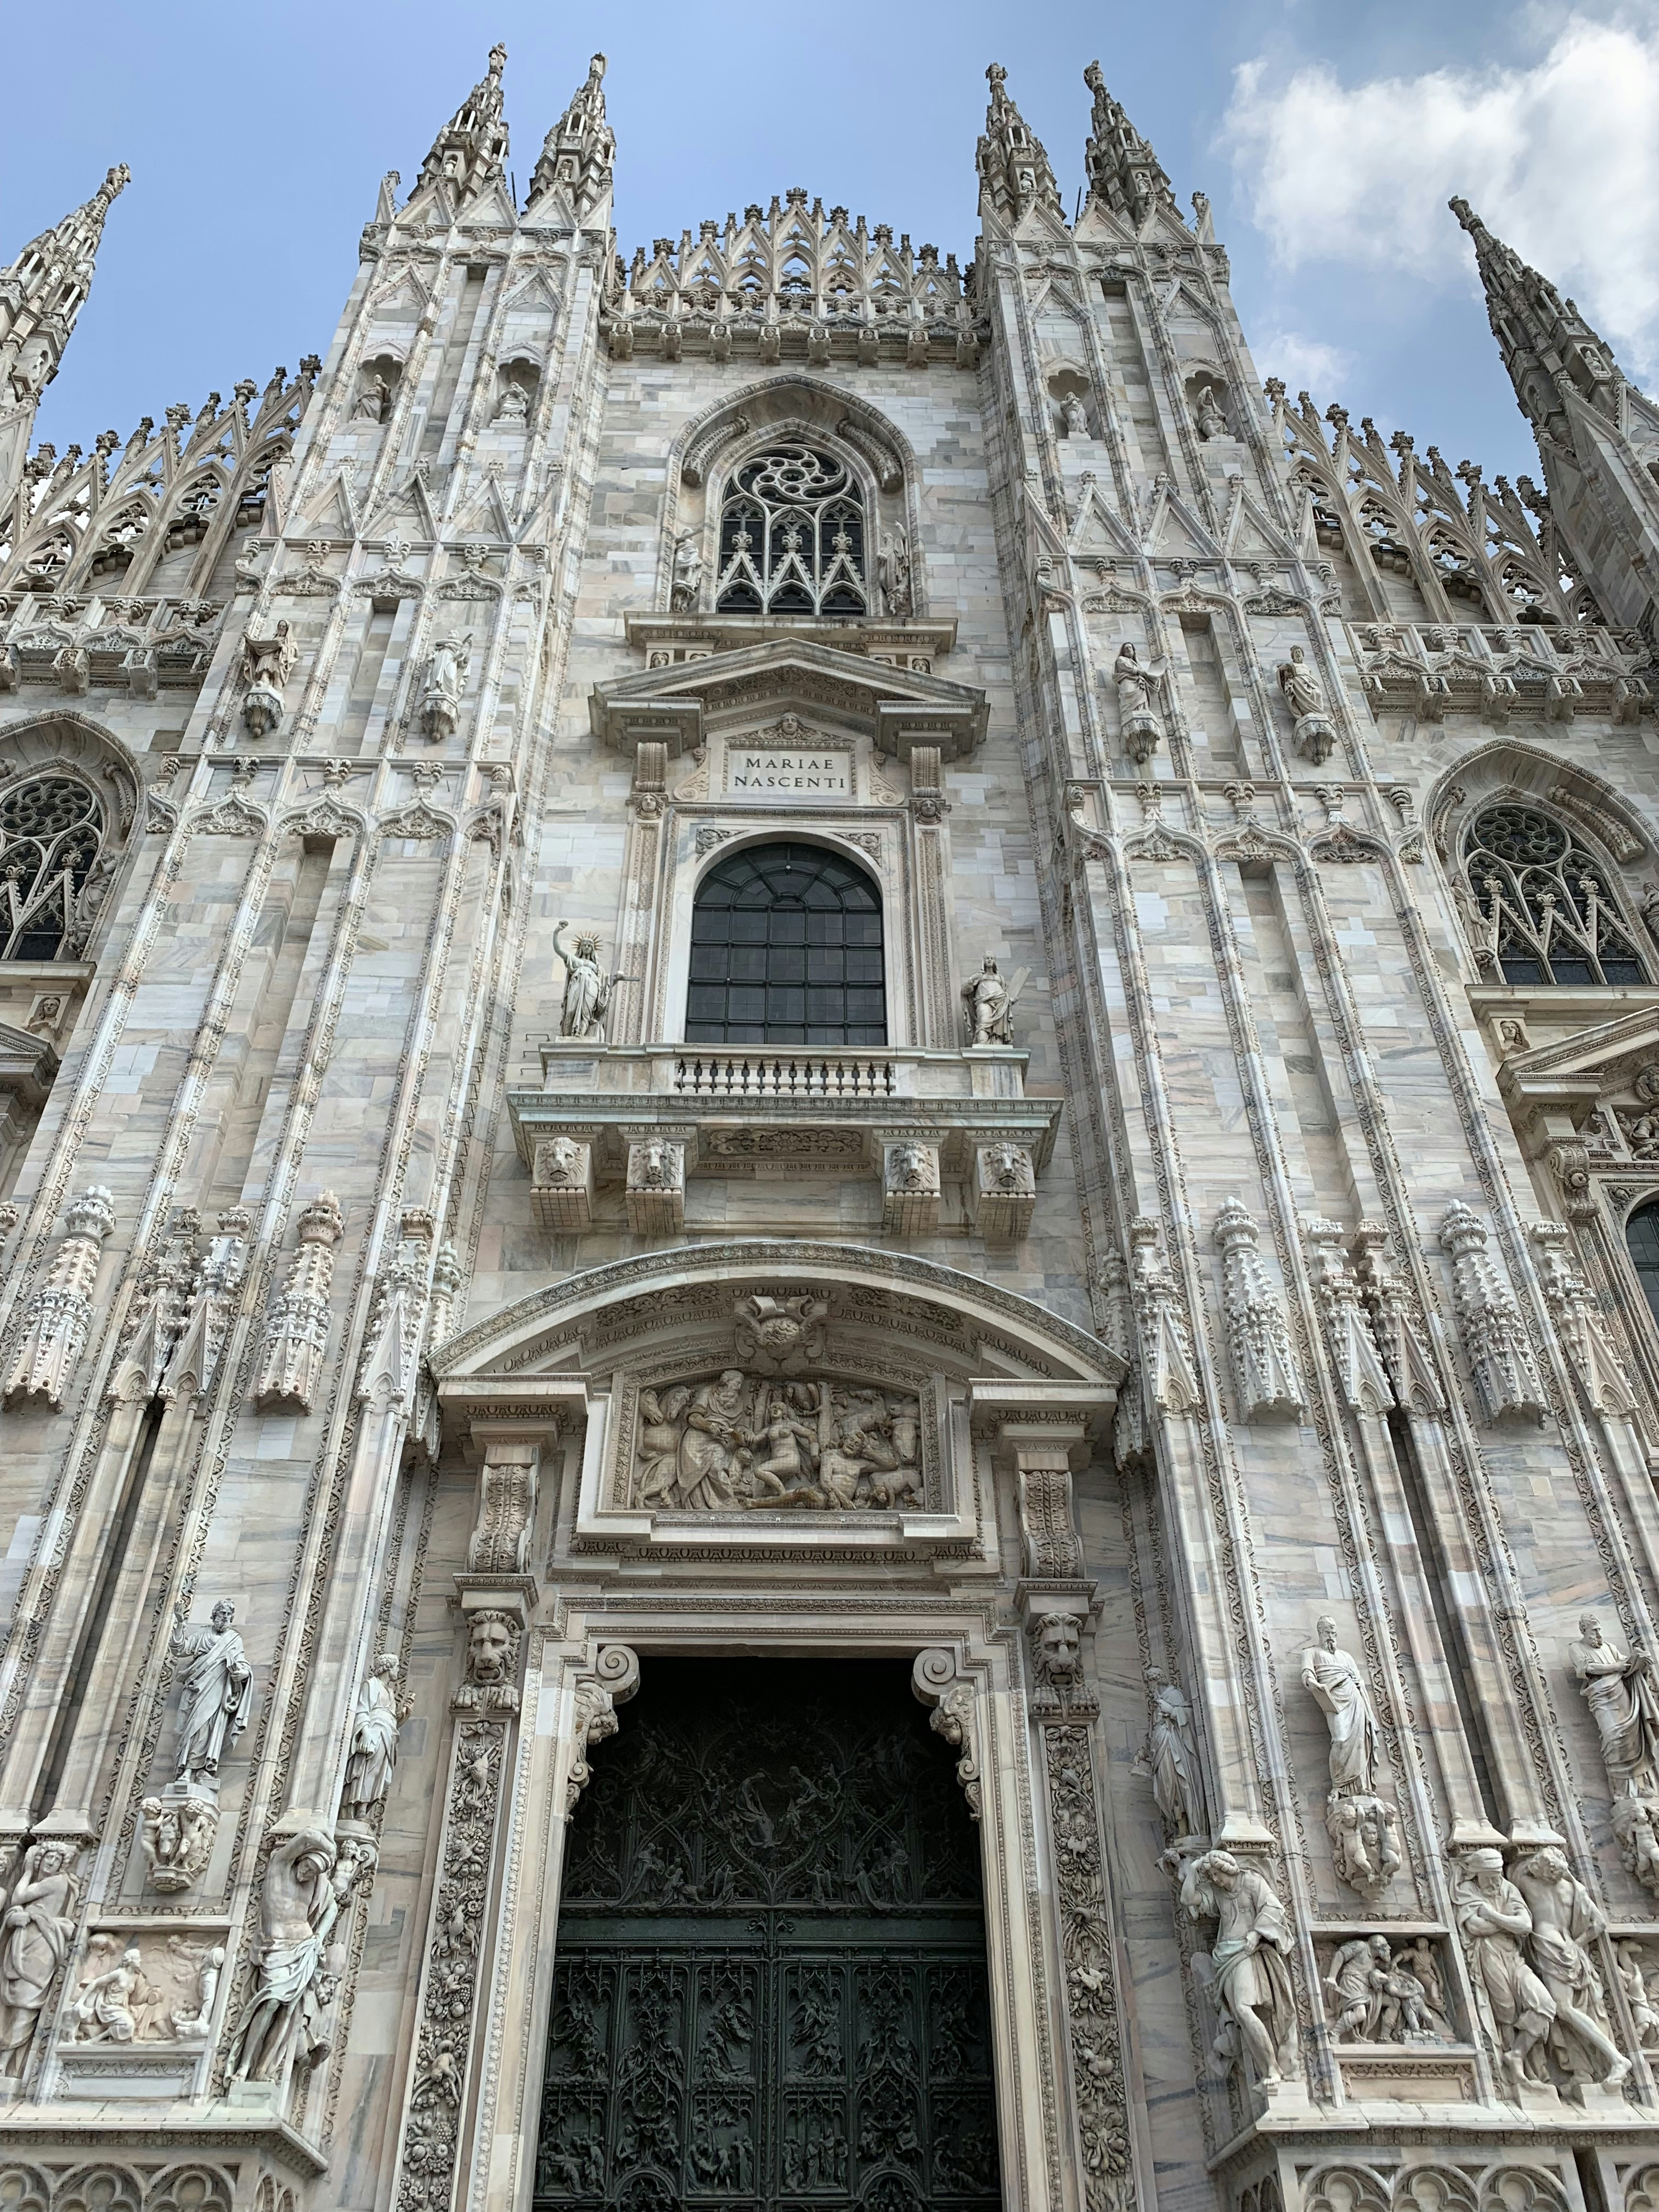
1347;617;1656;724
507;1041;1062;1243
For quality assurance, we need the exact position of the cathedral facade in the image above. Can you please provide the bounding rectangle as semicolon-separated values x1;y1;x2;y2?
3;38;1659;2212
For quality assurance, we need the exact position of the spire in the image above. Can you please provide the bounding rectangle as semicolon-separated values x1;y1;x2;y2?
1082;61;1177;226
0;163;128;537
1449;197;1621;454
415;42;510;207
975;63;1064;228
527;52;614;218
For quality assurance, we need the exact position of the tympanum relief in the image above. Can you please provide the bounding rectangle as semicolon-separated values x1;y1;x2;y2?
629;1368;926;1513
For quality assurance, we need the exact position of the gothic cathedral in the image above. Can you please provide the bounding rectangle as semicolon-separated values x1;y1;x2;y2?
2;41;1659;2212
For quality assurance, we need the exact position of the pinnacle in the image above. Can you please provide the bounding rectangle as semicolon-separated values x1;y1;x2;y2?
1083;58;1176;226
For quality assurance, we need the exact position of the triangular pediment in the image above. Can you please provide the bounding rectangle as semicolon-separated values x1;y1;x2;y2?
590;634;989;760
1500;1003;1659;1110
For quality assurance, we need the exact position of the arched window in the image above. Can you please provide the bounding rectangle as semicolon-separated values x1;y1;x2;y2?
1465;803;1647;986
687;841;885;1045
715;447;867;616
1629;1201;1659;1340
0;775;105;960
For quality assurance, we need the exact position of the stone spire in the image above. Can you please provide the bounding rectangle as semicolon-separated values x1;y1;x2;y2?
414;42;510;207
0;163;129;533
1449;197;1621;456
975;63;1064;228
527;52;615;219
1082;61;1177;225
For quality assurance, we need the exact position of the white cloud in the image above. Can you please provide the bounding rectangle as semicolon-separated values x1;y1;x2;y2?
1221;13;1659;379
1250;329;1355;393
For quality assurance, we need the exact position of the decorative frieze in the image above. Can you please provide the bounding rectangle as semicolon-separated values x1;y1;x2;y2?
252;1190;343;1413
3;1184;115;1410
1214;1197;1304;1423
631;1367;923;1511
1437;1202;1548;1426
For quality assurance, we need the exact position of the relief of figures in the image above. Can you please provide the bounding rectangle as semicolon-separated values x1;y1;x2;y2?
633;1372;922;1512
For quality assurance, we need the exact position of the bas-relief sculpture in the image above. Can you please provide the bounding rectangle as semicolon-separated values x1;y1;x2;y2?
4;34;1659;2212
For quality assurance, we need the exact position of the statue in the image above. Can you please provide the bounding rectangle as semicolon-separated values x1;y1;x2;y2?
353;374;392;424
1511;1847;1630;2086
1453;1847;1556;2090
1135;1667;1205;1841
1618;1943;1659;2049
1568;1613;1659;1795
170;1599;253;1790
1058;392;1087;439
1277;646;1335;764
420;634;472;743
343;1653;409;1824
493;379;530;425
552;919;625;1042
1179;1850;1297;2086
226;1827;343;2084
140;1789;219;1893
0;1843;79;2075
962;953;1019;1047
1111;640;1165;763
1301;1617;1382;1796
877;526;913;618
1193;384;1227;440
670;530;703;612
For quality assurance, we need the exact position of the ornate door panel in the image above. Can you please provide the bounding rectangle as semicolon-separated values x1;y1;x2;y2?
535;1658;1001;2212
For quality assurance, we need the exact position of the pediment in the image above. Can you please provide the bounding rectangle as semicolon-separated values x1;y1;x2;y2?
589;635;989;760
1498;999;1659;1122
0;1019;60;1104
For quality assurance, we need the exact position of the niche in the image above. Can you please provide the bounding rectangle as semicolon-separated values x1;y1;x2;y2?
1048;365;1093;441
1184;370;1232;442
492;356;540;428
352;352;404;427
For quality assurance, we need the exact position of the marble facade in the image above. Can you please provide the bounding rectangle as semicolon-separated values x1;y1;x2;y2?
1;39;1659;2212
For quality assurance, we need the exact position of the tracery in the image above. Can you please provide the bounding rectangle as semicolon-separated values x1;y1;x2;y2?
1464;801;1646;986
714;445;867;616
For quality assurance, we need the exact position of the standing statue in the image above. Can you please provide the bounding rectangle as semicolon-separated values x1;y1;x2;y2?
877;526;913;618
353;374;392;424
1277;645;1335;764
961;954;1020;1047
1179;1850;1297;2087
420;634;472;744
170;1600;253;1790
1453;1847;1555;2090
552;920;625;1042
670;530;703;612
1301;1617;1382;1795
1111;640;1165;764
1511;1847;1630;2086
343;1653;409;1824
1568;1613;1659;1793
1134;1667;1205;1842
0;1844;79;2075
227;1827;342;2084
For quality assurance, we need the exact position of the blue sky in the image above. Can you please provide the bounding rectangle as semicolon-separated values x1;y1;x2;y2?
4;1;1656;484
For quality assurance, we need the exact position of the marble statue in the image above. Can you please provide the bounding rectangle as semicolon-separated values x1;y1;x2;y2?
1511;1846;1629;2086
227;1827;343;2084
962;954;1018;1046
0;1844;79;2074
552;920;624;1041
170;1600;253;1790
1568;1613;1659;1793
1454;1848;1556;2089
1193;383;1227;439
1135;1667;1205;1841
343;1652;408;1823
1180;1849;1297;2086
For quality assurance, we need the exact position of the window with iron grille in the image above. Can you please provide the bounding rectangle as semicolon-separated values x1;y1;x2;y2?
1465;803;1646;986
714;447;867;616
0;776;105;961
686;841;885;1046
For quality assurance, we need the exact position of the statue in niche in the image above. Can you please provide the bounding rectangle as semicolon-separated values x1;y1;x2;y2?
0;1844;78;2075
493;378;530;425
1111;639;1165;764
1193;383;1227;440
1511;1846;1630;2086
1057;391;1087;439
962;953;1019;1047
553;919;625;1042
632;1370;922;1513
1277;645;1336;761
1178;1850;1297;2087
1135;1666;1205;1843
1454;1847;1556;2089
670;529;703;612
420;634;472;743
878;526;913;617
343;1653;409;1824
354;373;392;424
227;1826;362;2083
170;1599;253;1791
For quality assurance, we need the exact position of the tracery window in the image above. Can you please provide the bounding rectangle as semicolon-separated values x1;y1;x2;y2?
1628;1201;1659;1340
686;841;885;1046
715;447;867;616
0;775;105;961
1465;804;1647;986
